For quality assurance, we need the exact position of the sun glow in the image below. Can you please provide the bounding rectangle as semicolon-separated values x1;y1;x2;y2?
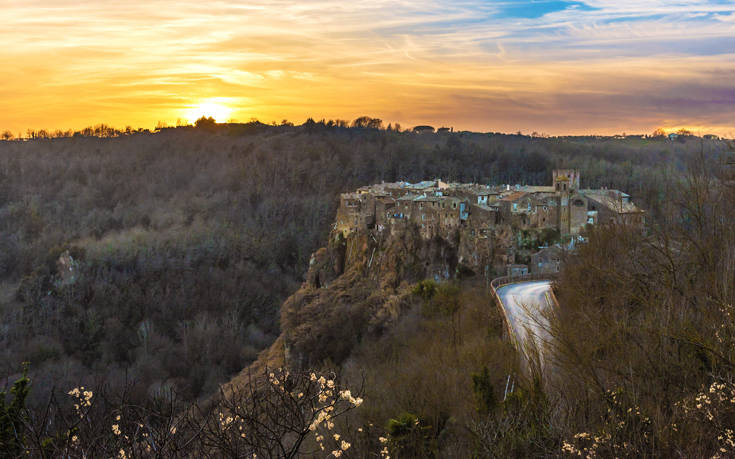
2;2;735;136
184;99;235;123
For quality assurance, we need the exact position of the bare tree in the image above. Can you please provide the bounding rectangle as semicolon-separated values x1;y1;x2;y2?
18;368;363;458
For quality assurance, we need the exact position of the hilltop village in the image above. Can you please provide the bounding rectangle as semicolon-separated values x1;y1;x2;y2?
335;169;645;277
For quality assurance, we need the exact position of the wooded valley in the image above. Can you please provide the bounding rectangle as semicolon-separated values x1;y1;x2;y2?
1;122;733;457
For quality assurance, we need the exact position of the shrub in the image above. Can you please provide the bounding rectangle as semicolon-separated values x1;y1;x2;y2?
0;366;30;457
411;279;437;302
472;366;497;415
386;412;434;457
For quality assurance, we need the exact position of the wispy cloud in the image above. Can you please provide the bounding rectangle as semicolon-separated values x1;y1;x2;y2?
0;0;734;135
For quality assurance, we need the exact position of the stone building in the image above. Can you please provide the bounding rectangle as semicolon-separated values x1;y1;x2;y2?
335;170;644;273
582;189;645;227
530;246;563;274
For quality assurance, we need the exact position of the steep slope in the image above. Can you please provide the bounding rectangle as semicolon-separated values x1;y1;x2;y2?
239;204;507;373
282;226;455;368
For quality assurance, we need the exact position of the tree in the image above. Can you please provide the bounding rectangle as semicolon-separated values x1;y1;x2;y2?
194;116;217;130
352;116;383;129
412;125;435;134
0;366;30;457
472;367;497;415
651;128;666;138
1;130;13;141
189;369;364;457
385;412;433;457
17;369;363;458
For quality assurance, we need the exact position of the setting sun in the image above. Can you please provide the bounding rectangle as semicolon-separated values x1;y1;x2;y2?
184;99;234;124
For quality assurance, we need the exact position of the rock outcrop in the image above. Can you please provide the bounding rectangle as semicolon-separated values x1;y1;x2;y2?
278;217;502;369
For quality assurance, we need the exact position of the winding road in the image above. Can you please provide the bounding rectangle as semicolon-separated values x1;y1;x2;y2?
496;280;554;365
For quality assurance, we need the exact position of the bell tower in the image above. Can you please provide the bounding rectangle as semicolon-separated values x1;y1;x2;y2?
553;169;580;192
553;169;580;237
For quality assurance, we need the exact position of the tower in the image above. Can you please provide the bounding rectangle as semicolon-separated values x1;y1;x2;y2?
553;169;580;236
552;169;580;192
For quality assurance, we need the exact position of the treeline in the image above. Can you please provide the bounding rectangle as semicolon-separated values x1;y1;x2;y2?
6;116;723;141
0;121;731;414
2;124;149;140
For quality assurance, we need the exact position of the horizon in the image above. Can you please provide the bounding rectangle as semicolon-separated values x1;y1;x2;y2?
2;117;729;140
2;1;735;138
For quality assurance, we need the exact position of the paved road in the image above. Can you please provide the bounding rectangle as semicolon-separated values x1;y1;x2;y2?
496;280;553;365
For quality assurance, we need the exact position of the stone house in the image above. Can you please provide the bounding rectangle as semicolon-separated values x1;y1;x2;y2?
583;190;645;227
530;246;563;273
506;264;529;276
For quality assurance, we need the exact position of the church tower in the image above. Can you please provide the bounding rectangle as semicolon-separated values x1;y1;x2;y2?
553;169;580;236
553;169;580;192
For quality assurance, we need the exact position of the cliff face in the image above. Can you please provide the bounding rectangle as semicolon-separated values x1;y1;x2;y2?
279;220;502;369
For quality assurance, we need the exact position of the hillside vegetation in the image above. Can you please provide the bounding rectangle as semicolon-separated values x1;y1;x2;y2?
1;122;733;457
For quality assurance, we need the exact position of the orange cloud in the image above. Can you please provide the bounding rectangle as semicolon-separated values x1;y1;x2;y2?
1;1;734;137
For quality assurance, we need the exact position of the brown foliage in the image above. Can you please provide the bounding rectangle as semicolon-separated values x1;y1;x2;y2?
547;156;735;456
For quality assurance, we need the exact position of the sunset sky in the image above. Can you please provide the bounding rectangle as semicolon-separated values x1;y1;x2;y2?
2;0;735;136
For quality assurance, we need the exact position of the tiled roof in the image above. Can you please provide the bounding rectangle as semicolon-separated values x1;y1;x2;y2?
522;186;556;193
405;181;437;190
500;191;529;201
582;190;643;214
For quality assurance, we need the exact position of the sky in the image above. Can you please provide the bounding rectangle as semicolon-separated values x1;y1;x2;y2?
1;0;735;137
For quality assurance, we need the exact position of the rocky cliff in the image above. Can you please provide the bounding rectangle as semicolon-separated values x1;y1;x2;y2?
271;215;507;369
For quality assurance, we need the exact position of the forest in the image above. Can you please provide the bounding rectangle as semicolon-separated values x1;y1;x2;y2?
1;120;733;457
